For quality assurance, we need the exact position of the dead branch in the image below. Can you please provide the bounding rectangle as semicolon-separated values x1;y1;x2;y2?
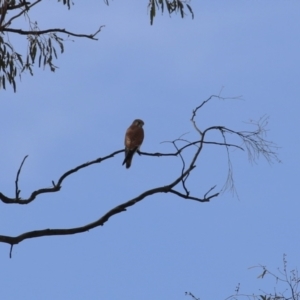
0;145;201;255
0;139;244;205
140;140;244;157
0;150;124;204
0;96;280;257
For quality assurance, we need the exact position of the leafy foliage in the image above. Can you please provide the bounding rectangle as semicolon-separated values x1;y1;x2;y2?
57;0;71;10
0;0;194;92
0;27;64;92
0;34;18;91
0;0;101;92
148;0;194;25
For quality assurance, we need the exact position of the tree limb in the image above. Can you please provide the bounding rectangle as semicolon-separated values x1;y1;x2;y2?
0;138;244;205
0;150;123;204
0;146;204;254
0;96;280;258
2;26;105;40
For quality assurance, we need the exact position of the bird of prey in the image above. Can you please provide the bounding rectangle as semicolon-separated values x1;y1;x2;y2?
122;119;144;169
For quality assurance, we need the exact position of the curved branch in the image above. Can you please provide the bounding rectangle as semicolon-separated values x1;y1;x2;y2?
0;139;244;206
0;96;280;258
0;149;123;204
0;120;276;206
0;149;202;253
0;186;179;247
170;137;189;194
0;107;213;253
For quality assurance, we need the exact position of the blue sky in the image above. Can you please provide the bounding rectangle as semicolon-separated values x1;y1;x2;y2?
1;1;300;299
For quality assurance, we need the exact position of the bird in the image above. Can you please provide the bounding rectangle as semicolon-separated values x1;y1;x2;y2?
122;119;144;169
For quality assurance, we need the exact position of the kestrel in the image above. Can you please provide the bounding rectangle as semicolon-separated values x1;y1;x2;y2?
122;119;145;169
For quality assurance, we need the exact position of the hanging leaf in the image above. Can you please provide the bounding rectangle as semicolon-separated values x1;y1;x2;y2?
149;0;194;24
2;75;5;90
186;4;194;19
150;0;156;26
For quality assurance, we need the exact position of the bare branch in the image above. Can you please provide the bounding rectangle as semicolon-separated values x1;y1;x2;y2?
135;140;243;158
191;94;243;135
169;188;219;202
0;161;202;251
15;155;28;199
3;26;105;40
225;255;300;300
0;150;123;204
221;119;281;165
164;135;191;195
0;138;241;205
219;128;239;197
203;185;217;198
0;97;280;257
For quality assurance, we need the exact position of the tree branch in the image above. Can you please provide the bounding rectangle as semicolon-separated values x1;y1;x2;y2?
2;25;105;40
0;148;204;253
0;0;8;28
169;188;219;202
0;138;244;206
0;96;280;258
2;0;40;28
140;140;244;158
7;1;31;10
0;150;123;204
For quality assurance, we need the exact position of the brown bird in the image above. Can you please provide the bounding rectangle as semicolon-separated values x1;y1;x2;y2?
122;119;145;169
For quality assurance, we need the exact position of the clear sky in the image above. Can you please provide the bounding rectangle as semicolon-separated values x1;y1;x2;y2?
1;1;299;299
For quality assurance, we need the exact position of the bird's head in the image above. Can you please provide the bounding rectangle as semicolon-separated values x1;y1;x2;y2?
133;119;144;127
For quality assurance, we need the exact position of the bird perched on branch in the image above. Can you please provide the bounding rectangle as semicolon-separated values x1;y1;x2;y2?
123;119;144;169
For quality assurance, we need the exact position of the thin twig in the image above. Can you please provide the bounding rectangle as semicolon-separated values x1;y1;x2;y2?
169;189;219;202
219;129;239;197
9;244;13;259
141;140;244;158
190;94;243;134
203;185;217;198
172;139;189;195
15;155;28;199
0;150;123;204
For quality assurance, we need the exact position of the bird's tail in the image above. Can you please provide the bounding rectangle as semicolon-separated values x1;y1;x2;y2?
122;148;137;169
